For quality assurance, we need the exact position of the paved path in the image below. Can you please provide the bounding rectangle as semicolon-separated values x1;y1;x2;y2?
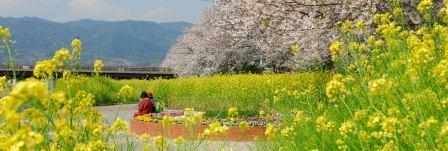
96;104;137;124
97;104;254;151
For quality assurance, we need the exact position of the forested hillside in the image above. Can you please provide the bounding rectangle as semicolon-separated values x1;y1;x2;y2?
0;17;190;66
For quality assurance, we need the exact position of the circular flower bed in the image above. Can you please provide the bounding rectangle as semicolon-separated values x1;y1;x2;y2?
134;110;279;126
131;109;280;141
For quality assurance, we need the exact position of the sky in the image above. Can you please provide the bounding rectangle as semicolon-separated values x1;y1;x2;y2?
0;0;213;23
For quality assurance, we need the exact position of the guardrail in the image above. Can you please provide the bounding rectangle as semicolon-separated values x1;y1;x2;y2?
0;64;173;73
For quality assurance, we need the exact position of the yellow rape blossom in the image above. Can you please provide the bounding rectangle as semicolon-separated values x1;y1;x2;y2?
438;98;448;109
432;59;448;89
0;26;12;43
74;140;107;151
374;13;391;24
55;119;75;143
356;20;366;32
174;136;185;145
381;140;398;151
381;117;400;137
184;108;194;116
376;22;401;37
317;101;324;111
153;135;168;150
208;122;229;135
440;121;448;137
139;134;150;142
8;79;47;104
108;118;128;133
354;109;368;121
53;48;73;66
292;109;304;124
419;116;437;136
316;116;335;132
393;7;403;17
0;76;6;94
341;20;354;33
73;91;95;115
368;78;388;96
227;107;238;119
325;74;346;102
336;139;347;150
33;59;58;79
329;41;343;62
118;85;133;100
135;114;158;122
291;44;300;53
259;110;265;116
339;120;354;139
265;123;277;139
0;128;44;151
367;35;376;46
161;115;175;127
71;38;83;56
280;126;294;137
139;134;151;151
440;6;448;23
417;0;433;13
93;60;104;75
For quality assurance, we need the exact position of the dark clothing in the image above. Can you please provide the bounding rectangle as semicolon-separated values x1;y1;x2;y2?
152;98;157;112
133;98;153;118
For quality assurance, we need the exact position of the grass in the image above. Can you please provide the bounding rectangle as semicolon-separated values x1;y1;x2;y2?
56;76;132;105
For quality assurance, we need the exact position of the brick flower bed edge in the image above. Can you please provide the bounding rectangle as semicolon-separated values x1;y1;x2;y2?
130;120;266;142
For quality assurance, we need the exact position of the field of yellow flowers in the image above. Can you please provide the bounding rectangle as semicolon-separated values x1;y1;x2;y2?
0;28;137;150
260;1;448;150
125;72;329;113
0;23;328;150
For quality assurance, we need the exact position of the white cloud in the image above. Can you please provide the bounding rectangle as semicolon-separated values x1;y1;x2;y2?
0;0;208;22
0;0;66;15
67;0;128;20
66;0;173;21
140;6;174;20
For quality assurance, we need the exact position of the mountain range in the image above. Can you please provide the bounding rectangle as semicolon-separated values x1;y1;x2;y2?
0;17;191;67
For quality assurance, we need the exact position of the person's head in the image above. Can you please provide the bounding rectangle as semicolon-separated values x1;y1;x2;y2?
140;91;148;98
147;92;153;99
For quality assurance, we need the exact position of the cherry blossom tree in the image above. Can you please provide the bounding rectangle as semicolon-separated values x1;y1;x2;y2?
164;0;446;76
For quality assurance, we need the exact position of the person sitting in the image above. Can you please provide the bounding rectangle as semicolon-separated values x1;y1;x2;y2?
147;91;157;112
133;91;154;118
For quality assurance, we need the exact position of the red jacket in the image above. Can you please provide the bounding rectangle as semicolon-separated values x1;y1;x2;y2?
134;98;153;118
